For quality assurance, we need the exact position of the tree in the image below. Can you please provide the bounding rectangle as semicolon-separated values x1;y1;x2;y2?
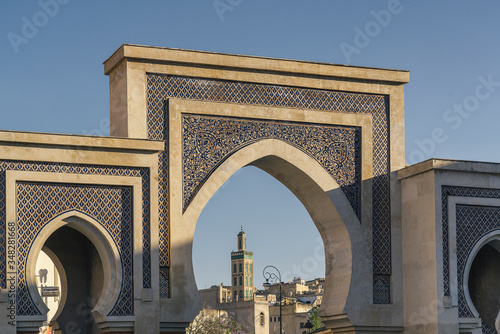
308;307;323;331
186;307;247;334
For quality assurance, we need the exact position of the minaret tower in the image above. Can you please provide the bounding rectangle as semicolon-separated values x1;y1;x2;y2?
231;226;254;301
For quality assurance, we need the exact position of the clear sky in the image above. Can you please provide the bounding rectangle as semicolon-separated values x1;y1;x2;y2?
1;1;500;289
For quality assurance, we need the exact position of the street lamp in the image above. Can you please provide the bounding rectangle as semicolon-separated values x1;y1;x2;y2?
263;265;282;334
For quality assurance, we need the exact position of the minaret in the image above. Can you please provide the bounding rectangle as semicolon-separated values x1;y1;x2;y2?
231;226;254;301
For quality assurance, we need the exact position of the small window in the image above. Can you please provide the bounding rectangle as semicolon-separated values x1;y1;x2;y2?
239;290;243;298
239;263;243;272
234;277;237;286
233;264;237;273
239;276;243;286
270;317;272;323
300;322;304;328
260;312;265;326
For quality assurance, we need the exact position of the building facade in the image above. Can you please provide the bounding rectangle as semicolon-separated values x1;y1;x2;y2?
0;44;498;333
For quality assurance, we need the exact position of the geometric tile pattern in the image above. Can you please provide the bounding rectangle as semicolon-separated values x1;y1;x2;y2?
182;114;361;215
373;275;391;304
159;267;170;299
0;160;151;315
16;182;133;317
440;186;500;334
140;168;152;289
158;151;169;268
441;186;500;297
455;205;500;334
147;74;391;302
483;321;496;334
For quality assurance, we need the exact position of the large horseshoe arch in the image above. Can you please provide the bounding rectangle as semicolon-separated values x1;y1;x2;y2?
104;45;408;333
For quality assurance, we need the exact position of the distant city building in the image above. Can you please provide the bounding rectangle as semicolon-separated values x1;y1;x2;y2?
264;277;323;334
198;229;327;334
199;229;267;334
231;227;255;301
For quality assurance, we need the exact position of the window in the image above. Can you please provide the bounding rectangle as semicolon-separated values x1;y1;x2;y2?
233;264;236;273
234;277;237;286
239;276;243;285
300;323;304;328
233;291;237;299
239;263;242;272
260;312;265;326
245;276;248;286
245;263;248;272
250;277;253;286
274;317;277;322
239;290;243;298
270;317;272;323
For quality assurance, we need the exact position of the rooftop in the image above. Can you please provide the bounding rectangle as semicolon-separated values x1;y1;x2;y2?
104;44;410;85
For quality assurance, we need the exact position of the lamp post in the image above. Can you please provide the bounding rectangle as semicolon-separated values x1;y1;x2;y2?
263;265;282;334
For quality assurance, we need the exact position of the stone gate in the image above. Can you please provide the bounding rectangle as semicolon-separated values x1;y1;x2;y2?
0;44;498;334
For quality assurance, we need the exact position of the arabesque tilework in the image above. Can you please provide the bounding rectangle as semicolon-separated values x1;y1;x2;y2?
147;74;391;303
182;114;361;214
0;160;151;316
441;186;500;334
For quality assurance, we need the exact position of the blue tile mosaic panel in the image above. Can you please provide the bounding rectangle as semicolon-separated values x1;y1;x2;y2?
147;74;391;303
0;160;151;316
159;267;170;299
441;186;500;334
373;275;391;304
158;151;169;269
456;205;500;333
16;182;133;316
441;186;500;297
182;114;361;215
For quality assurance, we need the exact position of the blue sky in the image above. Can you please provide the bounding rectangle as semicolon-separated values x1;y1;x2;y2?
1;1;500;289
